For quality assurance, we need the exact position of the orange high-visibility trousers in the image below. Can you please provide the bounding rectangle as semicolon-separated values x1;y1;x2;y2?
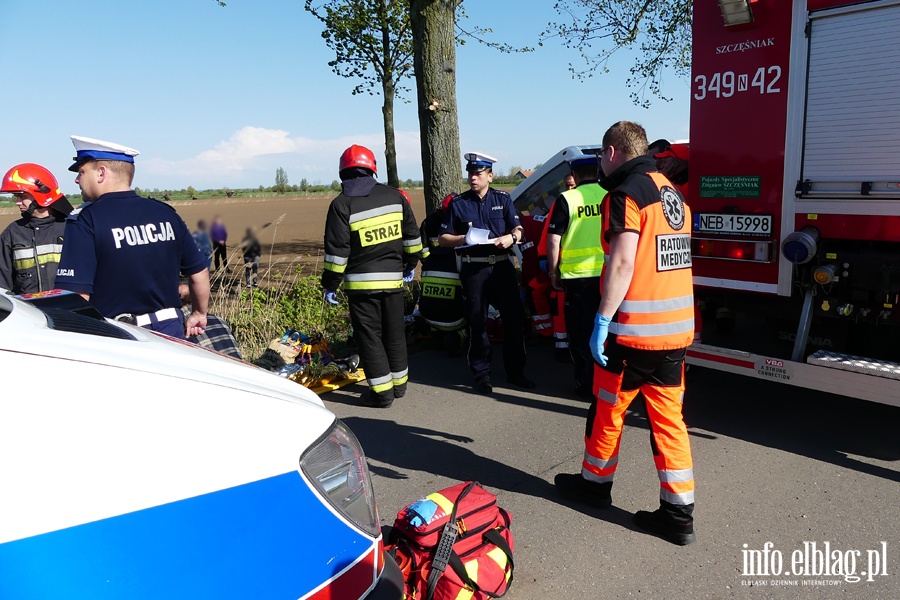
527;277;553;337
584;345;694;515
550;290;568;349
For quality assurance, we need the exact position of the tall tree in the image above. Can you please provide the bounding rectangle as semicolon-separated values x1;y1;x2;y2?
543;0;692;107
410;0;462;213
274;167;289;194
305;0;414;189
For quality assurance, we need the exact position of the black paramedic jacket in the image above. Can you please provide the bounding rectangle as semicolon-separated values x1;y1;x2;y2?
322;178;423;294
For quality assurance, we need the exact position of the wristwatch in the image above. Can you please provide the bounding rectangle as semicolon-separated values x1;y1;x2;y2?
511;232;519;244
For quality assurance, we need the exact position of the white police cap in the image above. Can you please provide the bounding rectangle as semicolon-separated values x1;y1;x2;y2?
69;135;140;172
464;152;497;173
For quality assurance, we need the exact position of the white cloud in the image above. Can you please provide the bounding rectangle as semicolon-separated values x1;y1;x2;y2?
139;126;422;190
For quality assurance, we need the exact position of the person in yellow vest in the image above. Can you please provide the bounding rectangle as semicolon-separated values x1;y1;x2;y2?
544;154;605;399
555;121;696;546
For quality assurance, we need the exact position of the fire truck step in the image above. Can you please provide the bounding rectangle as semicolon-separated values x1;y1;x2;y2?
807;351;900;381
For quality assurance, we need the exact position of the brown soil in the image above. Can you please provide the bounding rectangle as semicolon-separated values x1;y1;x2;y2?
1;190;431;284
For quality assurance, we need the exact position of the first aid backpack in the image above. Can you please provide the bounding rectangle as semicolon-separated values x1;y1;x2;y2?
387;481;514;600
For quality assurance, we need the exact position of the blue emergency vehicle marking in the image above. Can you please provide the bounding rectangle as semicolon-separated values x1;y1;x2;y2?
0;471;372;599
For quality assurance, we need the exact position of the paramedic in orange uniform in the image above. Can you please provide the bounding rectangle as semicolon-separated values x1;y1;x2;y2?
555;121;696;546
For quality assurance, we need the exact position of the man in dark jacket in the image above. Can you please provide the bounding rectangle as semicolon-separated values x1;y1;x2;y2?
0;163;74;294
321;145;423;408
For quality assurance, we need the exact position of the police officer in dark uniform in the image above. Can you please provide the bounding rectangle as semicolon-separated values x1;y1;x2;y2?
439;152;533;394
55;136;210;339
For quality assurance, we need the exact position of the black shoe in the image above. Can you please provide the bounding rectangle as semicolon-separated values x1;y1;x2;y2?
633;508;696;546
507;374;536;389
473;376;493;394
554;473;612;509
361;391;394;408
393;383;407;399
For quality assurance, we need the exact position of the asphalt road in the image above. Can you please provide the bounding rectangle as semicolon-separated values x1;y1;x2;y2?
322;340;899;600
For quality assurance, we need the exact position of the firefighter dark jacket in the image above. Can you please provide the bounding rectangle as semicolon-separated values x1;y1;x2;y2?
322;179;423;294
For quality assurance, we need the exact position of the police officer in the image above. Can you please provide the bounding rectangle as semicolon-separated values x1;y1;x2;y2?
555;121;696;546
418;194;467;354
55;136;210;339
544;153;605;399
321;145;423;408
439;152;532;394
0;163;74;294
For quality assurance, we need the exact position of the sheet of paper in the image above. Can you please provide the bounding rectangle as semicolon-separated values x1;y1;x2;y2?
464;227;497;246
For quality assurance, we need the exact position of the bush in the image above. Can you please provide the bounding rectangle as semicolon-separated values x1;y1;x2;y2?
206;238;352;361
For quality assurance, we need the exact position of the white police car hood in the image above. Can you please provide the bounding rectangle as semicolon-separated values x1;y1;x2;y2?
0;293;340;544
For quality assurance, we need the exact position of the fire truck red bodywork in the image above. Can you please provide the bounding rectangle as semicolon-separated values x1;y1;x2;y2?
687;0;900;406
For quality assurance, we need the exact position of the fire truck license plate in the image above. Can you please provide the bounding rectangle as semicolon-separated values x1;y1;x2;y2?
694;213;772;235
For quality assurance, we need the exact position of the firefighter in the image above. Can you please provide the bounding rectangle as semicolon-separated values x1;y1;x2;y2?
439;152;532;394
418;194;467;354
535;179;576;363
544;154;605;399
0;163;74;294
55;136;210;340
555;121;696;546
519;213;553;339
321;145;423;408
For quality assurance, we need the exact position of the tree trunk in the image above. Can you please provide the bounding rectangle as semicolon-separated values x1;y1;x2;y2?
382;79;401;189
381;9;401;189
410;0;462;213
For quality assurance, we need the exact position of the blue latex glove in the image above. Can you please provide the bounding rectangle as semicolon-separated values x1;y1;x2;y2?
538;259;548;273
323;290;339;305
590;313;612;366
406;498;439;527
402;269;415;283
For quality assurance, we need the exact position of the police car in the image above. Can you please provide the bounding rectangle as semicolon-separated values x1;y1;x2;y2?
0;289;402;599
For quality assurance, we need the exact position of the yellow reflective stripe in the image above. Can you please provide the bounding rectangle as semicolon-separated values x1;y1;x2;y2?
370;381;394;393
422;276;461;286
454;587;475;600
403;241;424;254
343;280;403;290
561;246;604;258
349;212;401;231
426;492;455;515
487;546;508;570
324;262;347;273
13;253;61;270
393;374;409;385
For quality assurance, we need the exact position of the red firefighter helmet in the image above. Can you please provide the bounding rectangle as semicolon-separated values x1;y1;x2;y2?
339;145;377;175
1;163;65;208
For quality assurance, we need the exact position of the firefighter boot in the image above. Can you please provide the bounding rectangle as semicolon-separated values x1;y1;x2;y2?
633;508;696;546
554;473;612;509
393;382;407;399
361;390;394;409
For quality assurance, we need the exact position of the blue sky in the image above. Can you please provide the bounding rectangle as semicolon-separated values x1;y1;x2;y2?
4;0;690;195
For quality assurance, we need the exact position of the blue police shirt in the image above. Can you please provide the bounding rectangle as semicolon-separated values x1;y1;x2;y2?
440;188;520;257
55;191;208;318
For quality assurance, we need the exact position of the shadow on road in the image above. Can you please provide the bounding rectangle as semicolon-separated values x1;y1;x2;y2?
342;416;556;500
678;367;900;481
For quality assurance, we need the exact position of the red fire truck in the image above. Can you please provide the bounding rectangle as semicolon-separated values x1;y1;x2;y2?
686;0;900;407
512;0;900;407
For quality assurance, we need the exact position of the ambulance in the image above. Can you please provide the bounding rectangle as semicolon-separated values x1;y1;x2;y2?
0;290;402;598
513;0;900;408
